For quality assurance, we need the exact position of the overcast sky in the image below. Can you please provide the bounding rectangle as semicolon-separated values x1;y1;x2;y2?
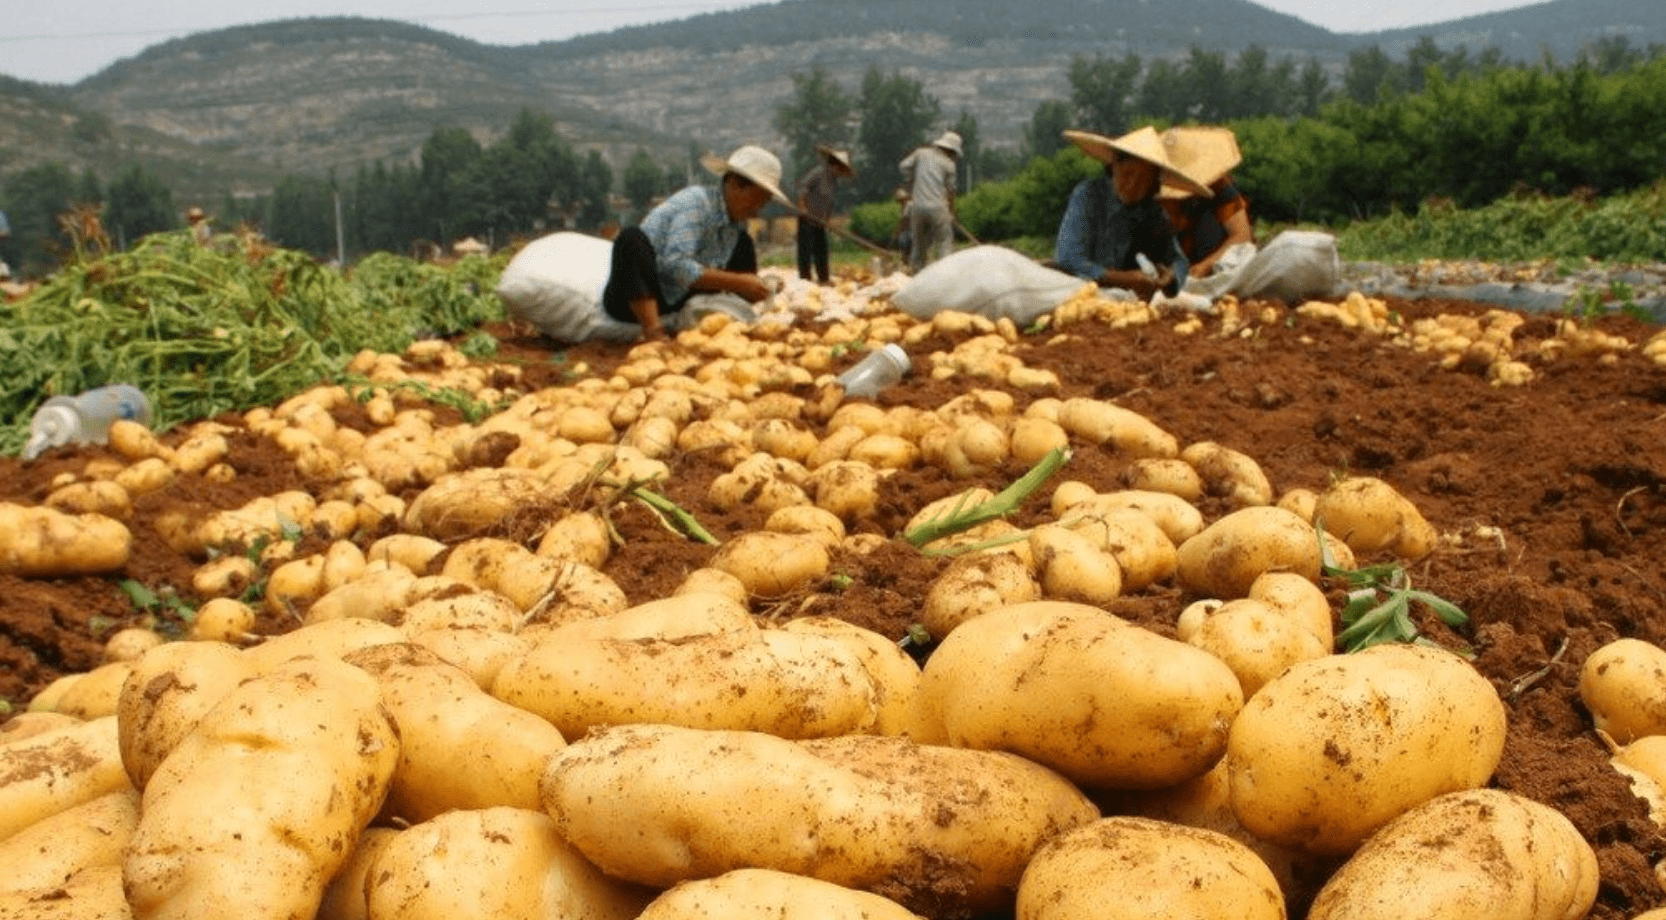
3;0;1541;86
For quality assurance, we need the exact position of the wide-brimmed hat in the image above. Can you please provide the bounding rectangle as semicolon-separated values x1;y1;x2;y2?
185;206;207;222
1063;126;1211;198
816;144;856;175
700;145;790;205
932;131;963;156
1159;126;1242;199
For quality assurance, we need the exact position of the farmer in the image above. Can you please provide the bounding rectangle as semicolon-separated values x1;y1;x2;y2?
1159;126;1254;279
794;146;855;285
898;131;961;272
186;206;212;245
600;144;788;343
1052;126;1210;301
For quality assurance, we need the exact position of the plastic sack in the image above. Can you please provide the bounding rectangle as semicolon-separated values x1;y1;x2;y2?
891;245;1087;325
495;232;614;343
1185;230;1341;303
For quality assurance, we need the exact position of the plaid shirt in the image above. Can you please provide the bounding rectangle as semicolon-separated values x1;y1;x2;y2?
1054;175;1189;294
639;184;743;307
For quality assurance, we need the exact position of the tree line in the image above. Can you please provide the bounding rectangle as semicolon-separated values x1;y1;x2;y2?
1;36;1661;278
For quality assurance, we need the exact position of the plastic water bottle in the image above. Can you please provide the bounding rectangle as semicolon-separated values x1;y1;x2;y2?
835;343;912;400
22;384;153;461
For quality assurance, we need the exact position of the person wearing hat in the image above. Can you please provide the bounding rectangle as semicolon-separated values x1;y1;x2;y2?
1052;126;1209;300
794;145;855;285
1159;126;1253;279
601;144;788;342
898;131;962;272
186;206;212;245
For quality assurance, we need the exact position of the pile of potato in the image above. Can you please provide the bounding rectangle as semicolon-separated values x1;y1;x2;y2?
0;300;1623;920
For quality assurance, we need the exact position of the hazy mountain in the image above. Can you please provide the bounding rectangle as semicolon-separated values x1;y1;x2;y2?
0;0;1657;203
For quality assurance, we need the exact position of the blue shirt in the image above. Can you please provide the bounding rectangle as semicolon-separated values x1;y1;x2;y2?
1054;175;1189;295
638;184;743;307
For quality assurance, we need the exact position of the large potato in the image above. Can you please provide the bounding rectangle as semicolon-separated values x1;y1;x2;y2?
123;657;399;919
1579;638;1666;744
638;869;924;920
1176;505;1323;599
0;789;139;896
402;467;555;541
1227;643;1507;855
364;807;652;920
1306;789;1598;920
116;640;258;790
1015;817;1285;920
1314;475;1439;560
540;724;1099;918
0;715;130;843
920;601;1243;790
0;863;131;919
0;503;132;577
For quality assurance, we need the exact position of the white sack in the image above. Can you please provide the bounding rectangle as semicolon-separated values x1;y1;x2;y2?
495;232;614;343
892;245;1088;325
1185;230;1341;303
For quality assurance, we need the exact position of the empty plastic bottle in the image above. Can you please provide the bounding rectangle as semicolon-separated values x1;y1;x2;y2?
22;384;153;461
835;343;912;400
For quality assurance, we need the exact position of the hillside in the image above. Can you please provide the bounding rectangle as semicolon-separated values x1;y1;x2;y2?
0;0;1660;204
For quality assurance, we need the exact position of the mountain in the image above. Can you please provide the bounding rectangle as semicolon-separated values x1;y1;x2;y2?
0;0;1659;204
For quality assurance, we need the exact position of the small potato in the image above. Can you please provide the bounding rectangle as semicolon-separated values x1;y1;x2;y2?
1009;416;1069;466
807;460;883;522
1016;817;1285;920
367;533;446;575
191;554;260;599
1056;489;1205;546
921;551;1040;640
45;479;132;519
1306;789;1598;920
1314;475;1439;560
535;511;613;568
1175;506;1323;600
765;504;847;548
1185;598;1329;698
190;597;260;643
1121;457;1204;502
708;531;830;599
638;868;924;920
113;457;176;498
1181;440;1274;507
1579;638;1666;744
1059;507;1178;591
51;661;133;719
103;627;162;664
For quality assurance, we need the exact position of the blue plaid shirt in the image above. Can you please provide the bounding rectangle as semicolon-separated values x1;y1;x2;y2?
1055;175;1188;294
639;184;743;307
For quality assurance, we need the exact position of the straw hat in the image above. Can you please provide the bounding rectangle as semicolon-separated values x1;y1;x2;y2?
932;131;963;156
1063;126;1211;198
816;144;856;175
1159;126;1242;199
186;206;207;222
700;145;790;205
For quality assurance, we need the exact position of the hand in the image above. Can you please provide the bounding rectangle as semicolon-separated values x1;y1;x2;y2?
640;324;668;343
732;275;772;304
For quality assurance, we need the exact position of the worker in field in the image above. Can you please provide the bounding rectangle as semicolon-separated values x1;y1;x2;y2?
600;144;788;343
1052;126;1209;302
795;145;855;285
1159;126;1254;279
186;206;212;244
898;131;961;272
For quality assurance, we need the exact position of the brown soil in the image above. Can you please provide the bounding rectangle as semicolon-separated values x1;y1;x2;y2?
4;288;1666;918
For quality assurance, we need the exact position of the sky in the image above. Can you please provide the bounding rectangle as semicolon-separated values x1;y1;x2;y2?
2;0;1539;86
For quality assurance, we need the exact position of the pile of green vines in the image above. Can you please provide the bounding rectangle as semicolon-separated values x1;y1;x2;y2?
0;231;507;457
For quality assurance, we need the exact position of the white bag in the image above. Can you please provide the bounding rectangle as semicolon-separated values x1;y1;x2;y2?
892;245;1087;325
495;232;615;343
1185;230;1341;303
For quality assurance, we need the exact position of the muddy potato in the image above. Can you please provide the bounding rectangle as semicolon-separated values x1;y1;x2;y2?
318;826;399;920
405;627;533;689
1029;524;1122;604
403;467;553;541
0;716;131;843
1176;506;1323;600
920;601;1243;790
1016;817;1285;920
807;460;884;521
366;533;446;575
765;504;847;548
1185;598;1329;698
920;551;1040;640
540;724;1099;917
242;617;407;673
708;531;829;598
0;503;132;577
1306;789;1598;920
535;511;612;568
1580;638;1666;744
1314;475;1439;560
1054;488;1205;546
1009;416;1069;466
191;554;260;599
103;627;162;664
639;868;924;920
1227;643;1507;855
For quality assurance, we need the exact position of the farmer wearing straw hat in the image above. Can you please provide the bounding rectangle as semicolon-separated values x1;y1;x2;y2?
795;145;855;285
1053;126;1210;301
1159;126;1254;278
601;144;789;342
898;131;962;272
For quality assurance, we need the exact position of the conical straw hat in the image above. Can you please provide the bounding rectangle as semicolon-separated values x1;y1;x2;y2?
1158;126;1242;199
1063;126;1211;198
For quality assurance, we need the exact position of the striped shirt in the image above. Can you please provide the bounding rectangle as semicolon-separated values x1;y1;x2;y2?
639;184;743;307
796;164;839;222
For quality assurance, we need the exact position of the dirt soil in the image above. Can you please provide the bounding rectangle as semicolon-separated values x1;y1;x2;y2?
4;284;1666;918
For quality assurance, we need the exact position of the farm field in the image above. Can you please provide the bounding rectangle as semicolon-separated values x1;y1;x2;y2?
3;267;1666;918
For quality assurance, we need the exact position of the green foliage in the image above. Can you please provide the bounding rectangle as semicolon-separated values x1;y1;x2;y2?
104;165;178;247
1325;559;1470;655
774;65;857;179
854;68;941;201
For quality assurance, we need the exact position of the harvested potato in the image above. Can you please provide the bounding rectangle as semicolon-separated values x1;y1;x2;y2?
1120;457;1204;501
123;658;399;919
535;511;613;568
1175;505;1323;599
638;868;924;920
364;807;653;920
1306;789;1598;920
0;716;130;843
540;724;1099;917
0;503;132;577
0;712;81;746
191;554;260;599
1580;638;1666;744
920;601;1243;790
403;467;554;541
1185;597;1329;698
45;479;131;519
1054;488;1204;546
1016;817;1285;920
116;640;257;790
1056;398;1178;459
1181;440;1275;507
920;551;1040;640
1227;643;1507;855
1314;475;1439;560
708;531;829;598
0;789;139;896
405;627;532;689
102;627;162;664
1058;506;1178;591
190;597;260;644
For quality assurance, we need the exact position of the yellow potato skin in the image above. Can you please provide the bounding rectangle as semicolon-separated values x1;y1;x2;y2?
1579;638;1666;744
1176;506;1323;600
639;869;924;920
0;716;131;844
1016;816;1285;920
1306;789;1598;920
0;789;139;896
920;601;1243;790
1227;643;1507;855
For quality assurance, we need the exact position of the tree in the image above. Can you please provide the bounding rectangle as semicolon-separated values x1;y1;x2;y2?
419;126;483;244
1026;100;1072;159
774;65;856;178
266;174;336;258
578;151;613;231
1068;53;1142;135
951;111;980;191
855;67;940;201
104;165;176;248
0;161;80;277
622;149;664;219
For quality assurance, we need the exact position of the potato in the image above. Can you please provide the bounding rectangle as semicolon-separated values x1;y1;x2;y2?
1056;398;1178;458
363;807;653;920
1016;817;1285;920
116;640;257;790
1058;506;1178;591
0;789;139;896
1028;524;1122;604
921;551;1040;640
0;712;81;746
102;627;162;664
191;554;259;599
806;460;883;521
1120;457;1203;501
0;503;132;577
639;868;924;920
343;644;567;823
366;533;445;575
765;504;847;547
189;597;260;643
114;457;176;498
535;511;613;568
1248;570;1334;648
1226;643;1507;855
920;601;1243;790
1580;638;1666;744
0;716;130;843
1055;488;1205;546
1314;475;1439;560
1185;598;1329;698
540;724;1099;917
1175;505;1323;600
318;826;398;920
123;658;399;919
0;863;131;919
493;622;881;740
708;531;830;598
403;467;554;541
45;479;131;519
1181;440;1275;507
1306;789;1598;920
